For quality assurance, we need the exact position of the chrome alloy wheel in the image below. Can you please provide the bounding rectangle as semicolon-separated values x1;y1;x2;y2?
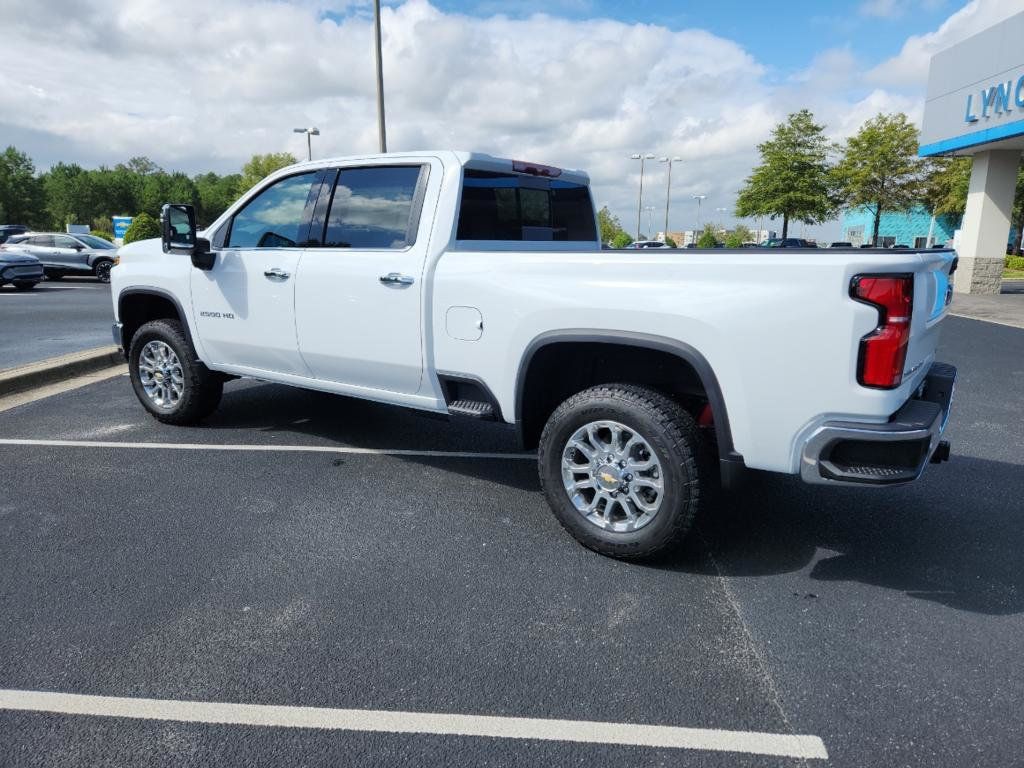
138;340;184;410
560;420;665;533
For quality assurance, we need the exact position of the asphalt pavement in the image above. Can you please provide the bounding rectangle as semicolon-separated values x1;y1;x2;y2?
0;278;113;370
0;316;1021;766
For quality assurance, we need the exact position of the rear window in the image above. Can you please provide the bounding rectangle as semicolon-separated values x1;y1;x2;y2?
456;170;596;242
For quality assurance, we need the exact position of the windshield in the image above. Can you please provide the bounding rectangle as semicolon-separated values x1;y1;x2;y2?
77;235;116;249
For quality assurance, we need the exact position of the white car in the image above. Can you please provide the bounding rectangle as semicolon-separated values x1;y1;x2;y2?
111;151;957;558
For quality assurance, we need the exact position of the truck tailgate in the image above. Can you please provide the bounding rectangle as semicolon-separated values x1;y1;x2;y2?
906;248;957;388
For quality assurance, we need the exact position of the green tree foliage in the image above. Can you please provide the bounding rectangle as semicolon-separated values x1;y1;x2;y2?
194;172;242;225
597;205;626;245
696;224;719;248
922;157;971;222
0;146;46;226
611;230;633;249
735;110;836;239
833;112;926;246
89;230;114;242
724;225;753;248
122;212;161;244
239;152;297;194
663;235;677;248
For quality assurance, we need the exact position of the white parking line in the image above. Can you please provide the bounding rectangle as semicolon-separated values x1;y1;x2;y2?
0;689;828;760
0;437;535;460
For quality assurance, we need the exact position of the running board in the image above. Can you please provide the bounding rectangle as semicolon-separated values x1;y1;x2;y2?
448;400;495;419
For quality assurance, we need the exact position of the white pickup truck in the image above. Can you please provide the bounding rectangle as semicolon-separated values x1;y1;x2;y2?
111;151;957;558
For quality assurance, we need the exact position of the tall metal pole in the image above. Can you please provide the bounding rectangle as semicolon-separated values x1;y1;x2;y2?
659;156;681;242
693;195;706;239
374;0;387;153
306;132;312;162
631;153;654;240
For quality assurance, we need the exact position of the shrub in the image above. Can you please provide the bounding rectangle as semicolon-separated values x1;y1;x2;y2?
1005;255;1024;271
696;230;719;248
611;231;633;249
90;230;114;242
123;212;161;244
664;235;677;248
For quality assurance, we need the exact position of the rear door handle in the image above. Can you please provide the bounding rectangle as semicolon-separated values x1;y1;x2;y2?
379;272;414;286
264;267;290;280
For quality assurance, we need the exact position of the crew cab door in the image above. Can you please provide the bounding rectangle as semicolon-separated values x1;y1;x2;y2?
294;162;434;395
190;170;322;376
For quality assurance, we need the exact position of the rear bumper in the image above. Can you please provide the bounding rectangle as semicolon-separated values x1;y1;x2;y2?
800;362;956;486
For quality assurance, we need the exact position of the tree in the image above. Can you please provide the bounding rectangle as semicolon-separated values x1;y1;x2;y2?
833;112;926;246
724;225;752;248
611;231;633;249
664;235;677;248
597;205;626;245
238;152;297;194
696;224;719;248
922;156;971;224
123;212;161;244
1012;163;1024;255
735;109;836;239
0;146;46;226
194;172;242;225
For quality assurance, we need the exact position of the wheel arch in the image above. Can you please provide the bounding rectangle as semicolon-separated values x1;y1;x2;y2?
514;330;740;465
118;288;196;359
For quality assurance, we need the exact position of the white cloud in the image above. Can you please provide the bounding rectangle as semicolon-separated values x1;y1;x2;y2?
859;0;906;18
0;0;1010;238
868;0;1024;87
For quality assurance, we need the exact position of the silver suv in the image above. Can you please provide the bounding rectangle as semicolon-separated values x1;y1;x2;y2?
2;232;118;282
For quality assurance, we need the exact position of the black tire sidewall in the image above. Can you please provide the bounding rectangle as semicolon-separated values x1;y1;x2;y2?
539;389;699;556
94;260;113;282
128;322;196;420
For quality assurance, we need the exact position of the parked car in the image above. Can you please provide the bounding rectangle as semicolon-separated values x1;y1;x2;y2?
112;150;957;560
2;232;119;282
626;240;670;249
830;241;853;248
0;249;44;290
0;225;29;245
763;237;815;247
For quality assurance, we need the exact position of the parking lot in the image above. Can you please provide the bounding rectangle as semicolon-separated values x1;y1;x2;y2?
0;315;1022;767
0;279;113;369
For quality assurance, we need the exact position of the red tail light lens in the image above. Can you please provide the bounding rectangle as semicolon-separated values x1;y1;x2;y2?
512;160;562;178
851;274;914;389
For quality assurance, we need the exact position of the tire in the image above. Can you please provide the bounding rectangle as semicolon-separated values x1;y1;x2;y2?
538;384;711;559
128;319;223;425
13;281;37;291
93;259;113;283
45;271;63;280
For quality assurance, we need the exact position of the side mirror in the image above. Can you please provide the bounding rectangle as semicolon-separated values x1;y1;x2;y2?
161;203;214;270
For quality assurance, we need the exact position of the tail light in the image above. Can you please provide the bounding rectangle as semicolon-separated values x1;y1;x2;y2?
512;160;562;178
851;274;914;389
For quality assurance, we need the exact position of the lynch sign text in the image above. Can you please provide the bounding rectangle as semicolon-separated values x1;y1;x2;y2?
964;74;1024;123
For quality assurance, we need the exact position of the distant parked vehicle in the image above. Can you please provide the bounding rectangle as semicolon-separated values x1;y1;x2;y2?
2;232;119;282
764;238;814;248
0;249;44;290
0;225;29;245
625;240;670;249
891;244;910;249
830;241;853;248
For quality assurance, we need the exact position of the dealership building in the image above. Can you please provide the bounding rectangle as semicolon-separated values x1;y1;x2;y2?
918;9;1024;294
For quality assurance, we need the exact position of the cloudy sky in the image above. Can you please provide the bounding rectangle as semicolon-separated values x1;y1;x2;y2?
1;0;1022;238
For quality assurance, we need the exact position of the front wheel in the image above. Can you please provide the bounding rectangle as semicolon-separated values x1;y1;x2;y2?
128;319;223;425
93;259;113;283
13;281;38;291
538;384;711;559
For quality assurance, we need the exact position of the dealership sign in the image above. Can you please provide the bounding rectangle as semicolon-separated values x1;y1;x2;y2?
964;73;1024;123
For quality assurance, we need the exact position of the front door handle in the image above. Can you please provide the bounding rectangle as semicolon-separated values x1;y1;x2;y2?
264;267;290;280
379;272;414;286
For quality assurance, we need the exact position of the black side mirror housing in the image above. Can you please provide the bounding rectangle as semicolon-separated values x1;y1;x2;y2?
161;203;214;270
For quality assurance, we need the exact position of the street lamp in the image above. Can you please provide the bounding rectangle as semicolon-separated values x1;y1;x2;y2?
659;156;682;243
692;194;707;240
373;0;387;152
643;205;657;240
630;153;656;241
293;127;320;161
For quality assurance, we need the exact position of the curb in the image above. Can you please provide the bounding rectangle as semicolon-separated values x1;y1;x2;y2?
0;346;124;397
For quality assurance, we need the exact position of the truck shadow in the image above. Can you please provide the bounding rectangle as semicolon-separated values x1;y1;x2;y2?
664;455;1024;616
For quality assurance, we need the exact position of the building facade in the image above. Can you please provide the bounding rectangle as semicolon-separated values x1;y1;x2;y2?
840;207;958;248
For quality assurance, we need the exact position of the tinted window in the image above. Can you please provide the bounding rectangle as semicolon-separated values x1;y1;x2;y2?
54;235;80;248
456;170;597;242
322;166;422;249
228;172;318;248
78;234;116;249
29;235;54;247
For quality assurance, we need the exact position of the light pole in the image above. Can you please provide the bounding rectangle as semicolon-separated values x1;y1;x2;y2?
659;156;682;243
692;194;707;242
643;205;657;240
293;127;320;161
374;0;387;152
630;153;655;241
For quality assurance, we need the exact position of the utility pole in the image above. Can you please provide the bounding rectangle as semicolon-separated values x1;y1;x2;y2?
293;127;320;161
630;153;655;241
374;0;387;152
692;194;707;240
659;156;681;242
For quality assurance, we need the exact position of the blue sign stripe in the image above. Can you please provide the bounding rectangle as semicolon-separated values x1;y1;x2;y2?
919;117;1024;156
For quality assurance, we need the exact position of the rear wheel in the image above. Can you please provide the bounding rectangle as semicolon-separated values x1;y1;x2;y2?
13;281;37;291
538;384;711;559
93;259;113;283
45;271;63;280
128;319;223;425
